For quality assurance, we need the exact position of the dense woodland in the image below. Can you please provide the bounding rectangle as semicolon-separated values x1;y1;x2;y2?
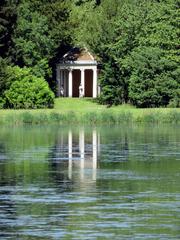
0;0;179;109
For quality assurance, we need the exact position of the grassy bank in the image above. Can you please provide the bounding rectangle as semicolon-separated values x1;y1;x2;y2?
0;98;180;125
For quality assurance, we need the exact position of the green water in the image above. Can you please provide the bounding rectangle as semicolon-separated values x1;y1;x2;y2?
0;125;179;239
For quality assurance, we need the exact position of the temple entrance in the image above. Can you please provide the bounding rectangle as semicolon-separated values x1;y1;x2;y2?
85;70;93;97
72;70;81;97
72;69;93;97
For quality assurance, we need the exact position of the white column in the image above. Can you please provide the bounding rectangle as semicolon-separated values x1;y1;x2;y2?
81;69;85;97
65;70;68;97
79;129;85;169
98;85;101;96
92;130;97;180
63;70;66;97
60;70;63;95
98;132;101;154
68;69;73;97
93;67;97;98
68;131;73;179
97;69;101;96
56;67;60;97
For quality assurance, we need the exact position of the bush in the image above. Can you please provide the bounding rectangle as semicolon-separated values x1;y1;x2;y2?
0;65;55;109
5;72;54;109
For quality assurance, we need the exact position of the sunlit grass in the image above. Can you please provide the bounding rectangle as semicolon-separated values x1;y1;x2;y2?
54;98;106;112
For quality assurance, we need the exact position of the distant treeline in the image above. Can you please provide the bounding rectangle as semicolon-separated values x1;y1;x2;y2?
0;0;179;109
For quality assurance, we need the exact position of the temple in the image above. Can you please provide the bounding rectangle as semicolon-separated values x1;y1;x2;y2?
56;48;99;98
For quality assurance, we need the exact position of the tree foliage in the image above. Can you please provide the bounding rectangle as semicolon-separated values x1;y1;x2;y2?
0;0;71;109
0;0;179;108
0;0;18;57
100;0;180;107
128;47;179;107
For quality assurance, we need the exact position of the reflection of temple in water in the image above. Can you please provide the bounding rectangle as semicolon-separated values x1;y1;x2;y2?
49;128;100;181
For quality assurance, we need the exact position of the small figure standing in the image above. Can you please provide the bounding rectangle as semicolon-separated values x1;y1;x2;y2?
60;85;64;97
79;83;84;98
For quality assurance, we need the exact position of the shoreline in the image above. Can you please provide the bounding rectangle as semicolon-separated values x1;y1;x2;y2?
0;99;179;125
0;108;179;125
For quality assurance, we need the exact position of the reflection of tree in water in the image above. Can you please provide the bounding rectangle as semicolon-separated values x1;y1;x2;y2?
0;145;17;239
0;142;17;186
47;133;74;192
121;133;129;162
100;131;129;167
0;188;17;239
0;143;6;183
0;142;7;161
97;131;131;193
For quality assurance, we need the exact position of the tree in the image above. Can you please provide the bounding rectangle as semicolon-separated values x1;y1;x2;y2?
0;0;18;58
128;47;179;107
99;0;145;104
94;0;180;106
1;0;179;108
12;2;53;68
11;0;73;85
0;58;10;108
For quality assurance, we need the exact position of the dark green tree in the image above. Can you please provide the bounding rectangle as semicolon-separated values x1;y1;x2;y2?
98;0;145;104
0;0;18;58
12;2;53;70
96;0;180;106
11;0;73;88
128;47;179;107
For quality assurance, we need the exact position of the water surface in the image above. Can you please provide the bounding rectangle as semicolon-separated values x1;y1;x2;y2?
0;125;180;239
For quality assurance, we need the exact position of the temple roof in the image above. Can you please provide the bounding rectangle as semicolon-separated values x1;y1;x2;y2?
60;48;96;63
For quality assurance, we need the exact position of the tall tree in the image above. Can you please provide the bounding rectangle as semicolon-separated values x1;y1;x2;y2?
96;0;180;106
0;0;18;58
12;0;73;77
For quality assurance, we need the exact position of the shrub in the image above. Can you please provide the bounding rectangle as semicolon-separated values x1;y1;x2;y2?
5;73;54;109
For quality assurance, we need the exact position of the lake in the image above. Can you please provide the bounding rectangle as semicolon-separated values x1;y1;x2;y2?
0;125;179;239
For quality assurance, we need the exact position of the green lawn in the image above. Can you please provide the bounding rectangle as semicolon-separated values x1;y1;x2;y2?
0;98;179;125
55;98;180;119
54;98;107;112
